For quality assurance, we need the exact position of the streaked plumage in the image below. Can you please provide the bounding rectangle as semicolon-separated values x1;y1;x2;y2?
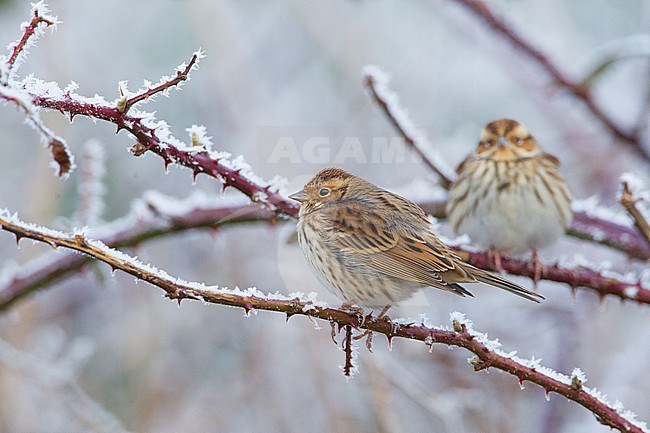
289;167;543;307
447;119;572;255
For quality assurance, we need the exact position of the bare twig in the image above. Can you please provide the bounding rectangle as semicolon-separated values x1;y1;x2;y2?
620;182;650;248
362;66;456;188
0;212;646;433
117;51;202;114
444;0;649;162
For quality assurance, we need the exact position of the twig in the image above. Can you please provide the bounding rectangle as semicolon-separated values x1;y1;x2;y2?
0;212;646;433
362;66;456;189
0;86;74;176
620;181;650;248
444;0;649;163
342;325;355;378
0;195;274;311
2;1;56;82
117;51;202;114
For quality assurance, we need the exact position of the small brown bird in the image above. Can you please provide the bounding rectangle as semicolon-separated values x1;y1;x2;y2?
289;167;543;308
446;119;572;278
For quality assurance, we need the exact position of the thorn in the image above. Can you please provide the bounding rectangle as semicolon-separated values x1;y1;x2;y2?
192;169;200;182
14;233;23;246
220;183;228;195
386;334;393;351
163;159;171;172
285;312;294;322
544;388;551;401
570;285;577;301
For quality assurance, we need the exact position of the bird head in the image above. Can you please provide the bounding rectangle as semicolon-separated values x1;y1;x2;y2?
475;118;541;161
289;167;354;211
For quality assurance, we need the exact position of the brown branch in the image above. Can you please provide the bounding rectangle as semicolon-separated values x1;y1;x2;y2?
29;93;298;217
4;6;55;77
0;212;645;433
445;0;649;163
620;182;650;248
0;199;274;311
342;325;355;378
362;67;455;189
117;51;202;114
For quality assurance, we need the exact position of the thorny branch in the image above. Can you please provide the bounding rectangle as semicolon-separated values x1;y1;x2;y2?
444;0;650;163
620;182;650;249
363;65;650;261
0;197;274;311
117;51;201;114
3;3;55;81
0;212;645;433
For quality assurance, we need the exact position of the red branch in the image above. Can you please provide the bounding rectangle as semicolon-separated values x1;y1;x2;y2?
6;10;55;73
448;0;649;162
0;202;274;311
30;94;299;217
117;51;201;113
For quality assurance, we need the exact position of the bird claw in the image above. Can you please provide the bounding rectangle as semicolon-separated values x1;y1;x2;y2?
531;249;544;289
353;330;374;352
488;248;504;272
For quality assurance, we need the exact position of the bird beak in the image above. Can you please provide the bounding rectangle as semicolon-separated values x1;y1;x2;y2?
497;136;508;147
289;189;309;203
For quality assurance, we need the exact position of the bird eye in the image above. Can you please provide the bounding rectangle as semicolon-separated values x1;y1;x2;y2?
516;137;524;146
484;139;493;147
319;187;331;197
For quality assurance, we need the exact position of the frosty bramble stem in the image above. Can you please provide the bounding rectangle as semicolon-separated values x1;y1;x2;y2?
363;65;650;261
0;213;645;433
29;93;298;217
117;52;201;114
5;7;55;76
0;202;274;311
363;71;455;189
447;0;650;163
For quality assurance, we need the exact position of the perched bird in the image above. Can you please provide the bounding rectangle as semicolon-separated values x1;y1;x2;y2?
446;119;572;280
289;167;543;308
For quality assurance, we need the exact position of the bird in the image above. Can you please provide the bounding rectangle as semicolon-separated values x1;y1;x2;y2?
446;119;572;282
289;167;543;309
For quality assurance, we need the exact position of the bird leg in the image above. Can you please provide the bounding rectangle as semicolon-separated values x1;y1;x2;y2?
352;305;391;352
531;249;544;289
488;248;503;272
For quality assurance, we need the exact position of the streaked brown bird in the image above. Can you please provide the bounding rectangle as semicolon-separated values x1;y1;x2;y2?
446;119;572;280
289;167;543;308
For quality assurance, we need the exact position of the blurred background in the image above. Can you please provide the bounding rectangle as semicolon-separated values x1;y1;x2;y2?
1;0;649;432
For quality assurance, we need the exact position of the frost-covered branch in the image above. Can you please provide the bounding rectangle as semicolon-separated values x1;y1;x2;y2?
116;50;203;114
362;64;650;261
0;211;646;433
0;2;73;176
1;1;57;82
27;80;296;216
0;193;274;311
362;65;456;189
619;176;650;248
443;0;650;163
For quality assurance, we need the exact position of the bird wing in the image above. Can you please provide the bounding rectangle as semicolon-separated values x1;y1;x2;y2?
320;200;474;296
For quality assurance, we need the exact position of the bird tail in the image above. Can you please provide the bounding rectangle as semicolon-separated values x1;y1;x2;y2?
473;270;544;303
